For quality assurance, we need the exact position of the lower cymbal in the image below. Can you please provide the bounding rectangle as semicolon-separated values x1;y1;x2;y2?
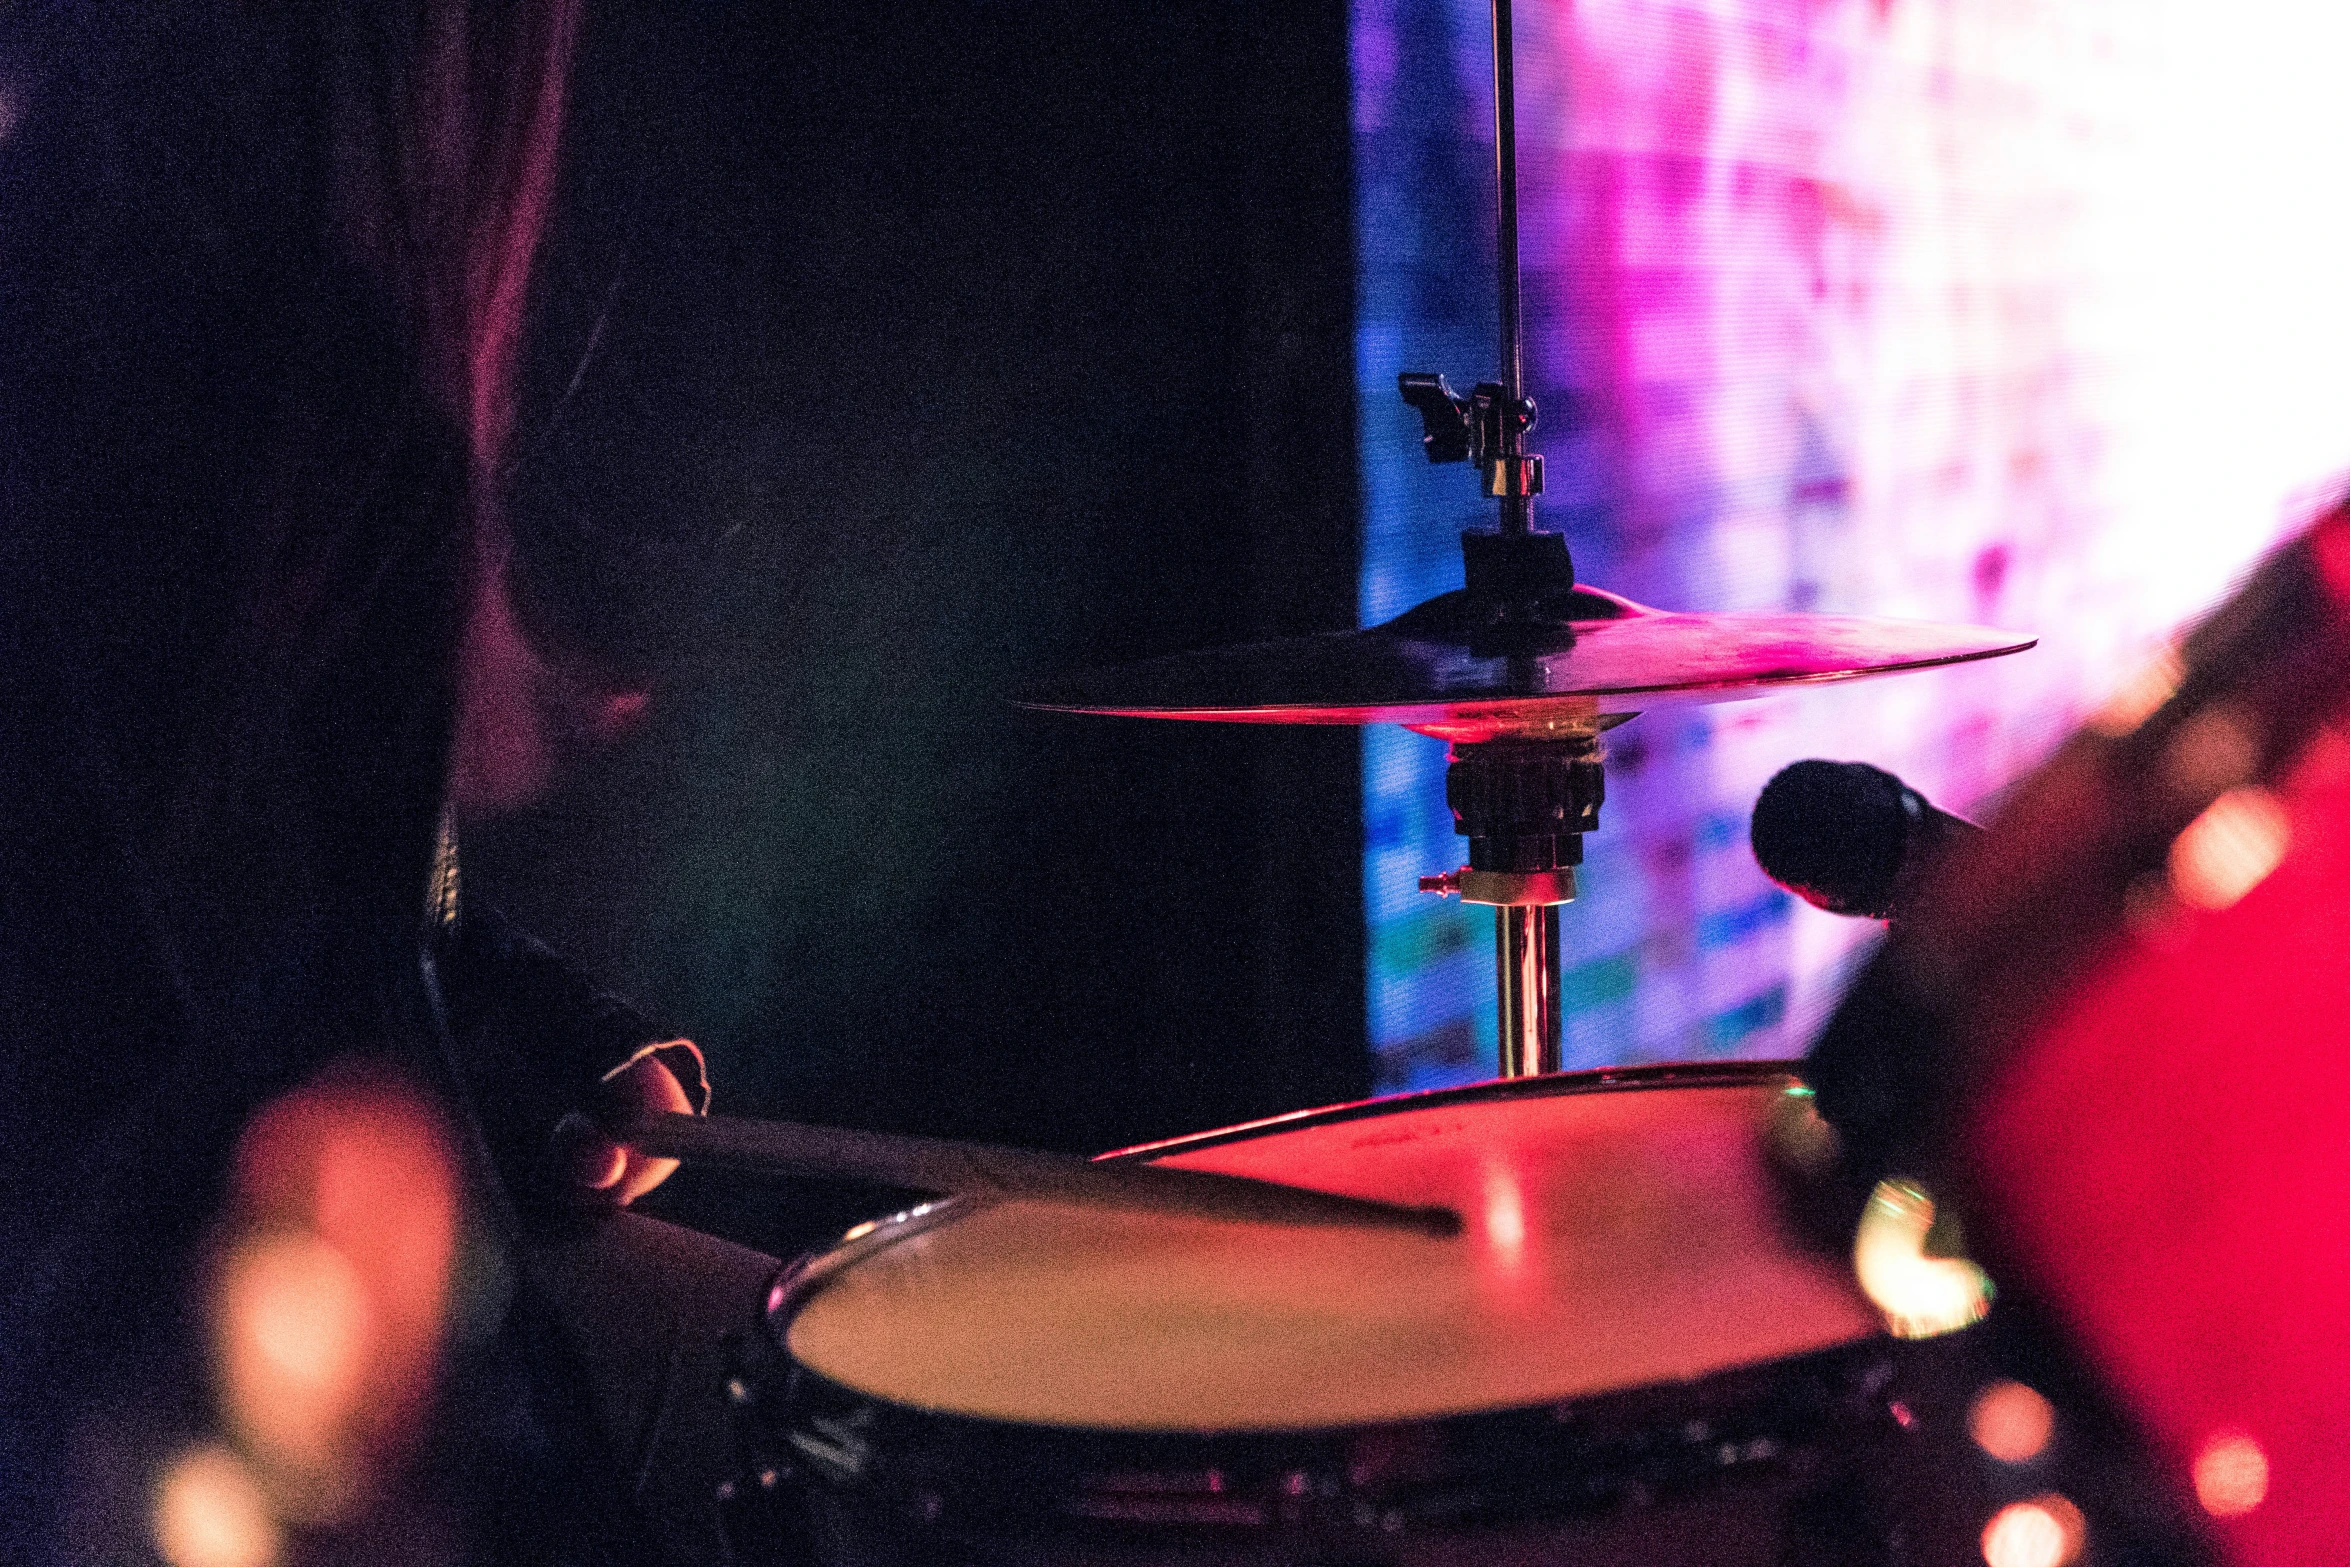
1021;585;2035;742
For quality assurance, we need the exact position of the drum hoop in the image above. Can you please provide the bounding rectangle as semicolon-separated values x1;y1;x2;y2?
766;1059;1811;1332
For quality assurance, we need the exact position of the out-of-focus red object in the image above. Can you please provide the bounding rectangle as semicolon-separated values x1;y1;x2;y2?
1967;673;2350;1565
212;1068;461;1522
1795;507;2350;1564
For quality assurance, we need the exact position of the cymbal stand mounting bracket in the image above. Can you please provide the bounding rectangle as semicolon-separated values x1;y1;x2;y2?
1419;737;1605;1077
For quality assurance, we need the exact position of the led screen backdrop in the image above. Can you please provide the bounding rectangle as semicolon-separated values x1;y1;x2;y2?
1357;0;2350;1090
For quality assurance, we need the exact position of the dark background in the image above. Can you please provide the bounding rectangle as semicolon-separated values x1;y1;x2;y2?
469;0;1370;1257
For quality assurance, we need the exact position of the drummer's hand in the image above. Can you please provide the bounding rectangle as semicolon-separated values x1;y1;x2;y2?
551;1049;695;1207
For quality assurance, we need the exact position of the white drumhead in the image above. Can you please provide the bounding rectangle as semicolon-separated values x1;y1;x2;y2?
783;1074;1881;1433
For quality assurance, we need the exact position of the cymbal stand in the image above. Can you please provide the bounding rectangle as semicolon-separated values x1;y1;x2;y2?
1400;0;1600;1078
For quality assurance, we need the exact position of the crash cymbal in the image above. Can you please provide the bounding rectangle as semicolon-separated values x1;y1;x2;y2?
1022;585;2036;743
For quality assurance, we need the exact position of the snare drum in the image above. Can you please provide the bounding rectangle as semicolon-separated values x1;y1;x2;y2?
731;1064;1979;1565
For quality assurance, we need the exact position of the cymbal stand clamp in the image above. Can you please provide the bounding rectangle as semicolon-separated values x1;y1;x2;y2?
1398;373;1544;509
1420;737;1605;1077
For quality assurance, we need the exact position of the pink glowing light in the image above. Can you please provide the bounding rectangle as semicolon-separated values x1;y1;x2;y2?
1981;1496;2085;1567
214;1233;373;1481
1970;1380;2057;1465
151;1446;281;1567
2194;1432;2270;1518
1482;1166;1529;1263
215;1070;460;1520
2169;788;2291;911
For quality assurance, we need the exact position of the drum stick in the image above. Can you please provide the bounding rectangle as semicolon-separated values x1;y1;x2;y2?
615;1111;1461;1237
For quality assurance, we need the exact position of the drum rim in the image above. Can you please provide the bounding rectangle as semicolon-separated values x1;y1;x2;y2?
757;1328;1909;1533
765;1057;1813;1332
1099;1056;1808;1162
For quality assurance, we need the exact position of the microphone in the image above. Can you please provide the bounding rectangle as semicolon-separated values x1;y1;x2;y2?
1750;760;1980;922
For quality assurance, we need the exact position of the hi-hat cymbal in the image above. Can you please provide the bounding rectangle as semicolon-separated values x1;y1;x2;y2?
1022;585;2034;743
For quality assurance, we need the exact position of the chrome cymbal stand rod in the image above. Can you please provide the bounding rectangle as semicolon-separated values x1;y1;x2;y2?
1481;0;1558;1075
1491;0;1529;536
1497;903;1561;1076
1394;0;1544;540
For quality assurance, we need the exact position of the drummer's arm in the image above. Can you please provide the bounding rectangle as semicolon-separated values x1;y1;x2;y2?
436;899;709;1208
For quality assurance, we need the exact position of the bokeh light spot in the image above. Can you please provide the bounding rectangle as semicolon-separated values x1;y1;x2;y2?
2091;646;2183;737
1970;1380;2056;1464
1482;1167;1528;1256
1853;1179;1994;1339
2163;704;2260;800
2169;787;2291;910
153;1446;281;1567
215;1232;373;1476
1981;1495;2085;1567
2193;1431;2269;1516
215;1069;461;1521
